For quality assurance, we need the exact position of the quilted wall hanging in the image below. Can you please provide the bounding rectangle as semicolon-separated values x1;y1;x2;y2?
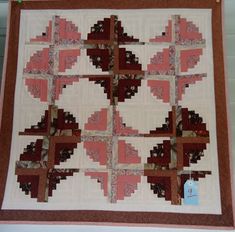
0;0;234;229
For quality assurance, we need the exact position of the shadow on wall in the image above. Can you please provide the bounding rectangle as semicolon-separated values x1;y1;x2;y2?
0;2;9;86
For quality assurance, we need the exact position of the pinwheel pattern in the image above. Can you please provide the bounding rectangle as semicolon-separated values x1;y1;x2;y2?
16;15;211;205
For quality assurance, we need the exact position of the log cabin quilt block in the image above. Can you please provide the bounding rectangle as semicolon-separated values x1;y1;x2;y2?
0;0;234;228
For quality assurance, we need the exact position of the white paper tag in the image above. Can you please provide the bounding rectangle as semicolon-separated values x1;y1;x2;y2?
184;180;199;205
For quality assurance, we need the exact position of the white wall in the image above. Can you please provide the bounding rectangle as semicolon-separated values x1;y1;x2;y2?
225;0;235;176
0;0;234;231
0;1;7;79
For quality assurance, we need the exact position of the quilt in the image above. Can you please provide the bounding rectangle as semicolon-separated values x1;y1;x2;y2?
0;0;234;228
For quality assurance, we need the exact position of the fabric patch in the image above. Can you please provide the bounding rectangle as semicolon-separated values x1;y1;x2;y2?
58;49;80;72
147;80;170;103
25;79;48;102
84;141;107;165
118;140;141;164
84;108;108;131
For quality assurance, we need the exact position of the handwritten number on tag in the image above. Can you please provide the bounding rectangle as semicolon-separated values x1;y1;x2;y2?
184;180;199;205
